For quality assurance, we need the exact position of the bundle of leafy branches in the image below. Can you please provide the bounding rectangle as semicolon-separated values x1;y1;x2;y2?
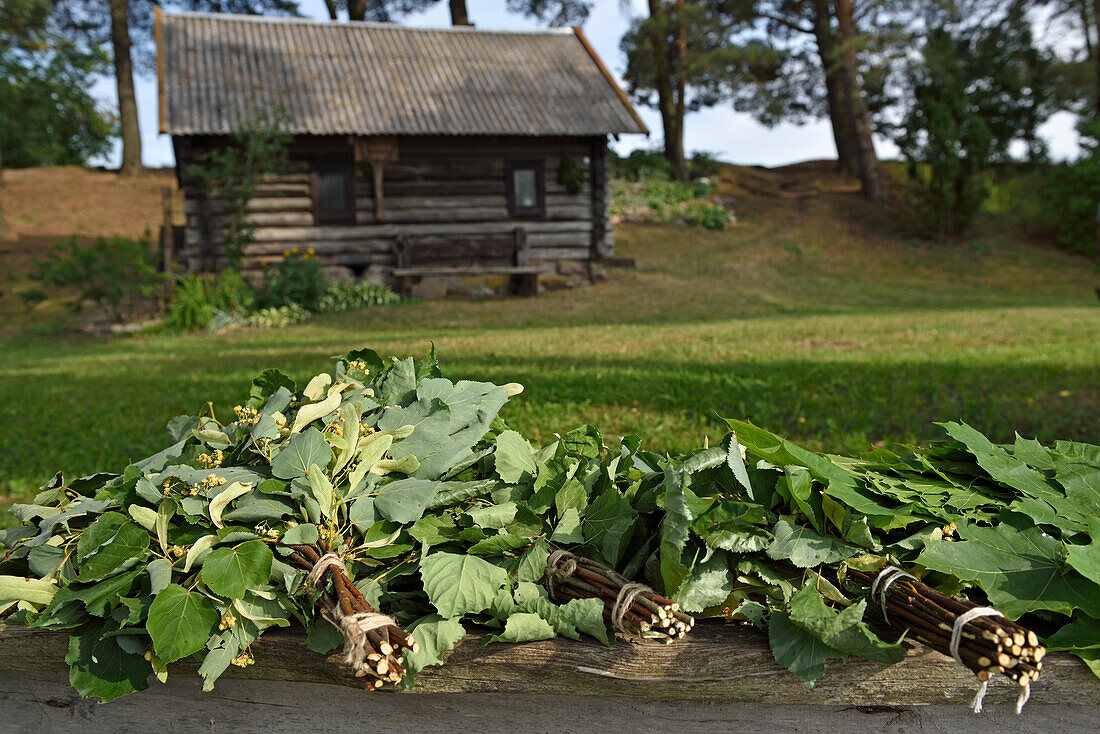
0;349;1096;707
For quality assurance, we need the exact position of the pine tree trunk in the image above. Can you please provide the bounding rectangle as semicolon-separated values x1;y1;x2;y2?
672;0;688;181
1093;0;1100;113
810;0;856;176
0;147;7;241
110;0;143;177
323;0;337;20
449;0;471;25
646;0;687;182
348;0;367;21
833;0;883;201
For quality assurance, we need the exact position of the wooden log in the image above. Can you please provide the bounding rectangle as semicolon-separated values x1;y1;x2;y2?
0;623;1095;706
244;220;593;244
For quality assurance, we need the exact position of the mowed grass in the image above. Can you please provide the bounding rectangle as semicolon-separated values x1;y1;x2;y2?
0;162;1097;512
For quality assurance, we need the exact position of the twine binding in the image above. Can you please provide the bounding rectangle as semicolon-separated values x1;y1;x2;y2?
870;565;917;625
306;552;347;588
610;583;648;634
948;606;1001;714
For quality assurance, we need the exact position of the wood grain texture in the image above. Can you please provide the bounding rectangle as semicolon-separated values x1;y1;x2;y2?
2;672;1095;734
1;622;1095;707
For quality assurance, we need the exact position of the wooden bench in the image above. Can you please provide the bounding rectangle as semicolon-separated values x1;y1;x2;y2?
1;623;1096;732
391;227;541;297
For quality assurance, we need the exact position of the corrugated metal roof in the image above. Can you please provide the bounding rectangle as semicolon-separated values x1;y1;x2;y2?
157;11;648;138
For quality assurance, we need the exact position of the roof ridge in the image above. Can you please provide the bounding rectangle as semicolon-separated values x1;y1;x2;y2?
161;9;576;36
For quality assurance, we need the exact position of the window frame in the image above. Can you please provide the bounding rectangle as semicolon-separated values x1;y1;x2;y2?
505;159;546;219
310;155;356;225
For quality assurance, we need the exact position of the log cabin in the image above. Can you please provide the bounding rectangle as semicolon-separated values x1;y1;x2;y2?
156;10;648;295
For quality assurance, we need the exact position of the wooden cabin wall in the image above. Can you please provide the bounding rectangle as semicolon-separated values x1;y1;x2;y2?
176;135;612;282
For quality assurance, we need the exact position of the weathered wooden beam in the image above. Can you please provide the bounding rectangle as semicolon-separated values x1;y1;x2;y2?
1;623;1095;707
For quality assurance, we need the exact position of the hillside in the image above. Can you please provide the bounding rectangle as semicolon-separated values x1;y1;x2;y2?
0;167;180;333
0;162;1097;505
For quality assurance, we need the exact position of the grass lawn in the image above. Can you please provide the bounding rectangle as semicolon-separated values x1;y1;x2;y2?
0;162;1097;514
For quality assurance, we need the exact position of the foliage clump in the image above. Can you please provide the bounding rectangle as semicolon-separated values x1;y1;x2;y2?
257;249;327;312
1040;118;1100;257
165;270;255;332
185;107;290;267
28;236;165;323
317;282;403;313
1;349;1096;703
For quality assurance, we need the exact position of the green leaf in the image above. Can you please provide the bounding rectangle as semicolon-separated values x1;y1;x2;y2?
373;478;442;524
291;391;341;434
409;515;461;553
222;494;295;523
198;631;241;692
147;584;219;663
659;469;692;595
468;502;518;529
483;612;555;644
583;487;637;567
554;478;587;517
551;508;584;544
380;378;509;479
403;615;466;683
209;481;253;529
557;597;611;645
1066;517;1100;587
128;504;157;531
147;558;172;595
271;428;333;480
495;430;538;483
918;517;1100;618
766;519;859;569
1045;614;1100;651
183;534;220;572
66;624;151;702
467;533;530;555
788;584;904;664
0;575;57;606
307;464;335;520
281;523;319;545
560;425;602;460
675;554;733;614
517;539;550;583
201;541;274;599
76;568;144;617
419;552;509;619
768;611;836;688
76;515;149;582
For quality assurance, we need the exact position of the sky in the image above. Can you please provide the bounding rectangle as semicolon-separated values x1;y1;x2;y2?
93;0;1082;169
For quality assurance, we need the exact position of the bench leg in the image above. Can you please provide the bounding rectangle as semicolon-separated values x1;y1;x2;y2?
510;273;537;297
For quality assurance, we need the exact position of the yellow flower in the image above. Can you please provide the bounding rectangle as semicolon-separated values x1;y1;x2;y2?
308;247;316;255
291;246;300;254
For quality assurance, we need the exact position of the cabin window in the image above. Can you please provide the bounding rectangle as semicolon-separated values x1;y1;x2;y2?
311;157;355;224
505;160;545;218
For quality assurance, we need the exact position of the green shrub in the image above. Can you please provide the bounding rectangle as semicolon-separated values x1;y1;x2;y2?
689;151;723;178
246;303;310;329
612;149;675;182
28;236;165;322
166;270;256;332
317;282;402;313
1040;118;1100;256
611;178;730;230
682;199;731;230
257;250;327;310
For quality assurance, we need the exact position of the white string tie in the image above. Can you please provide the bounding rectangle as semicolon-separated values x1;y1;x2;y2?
305;552;347;588
948;606;1001;714
870;565;917;625
610;582;648;634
